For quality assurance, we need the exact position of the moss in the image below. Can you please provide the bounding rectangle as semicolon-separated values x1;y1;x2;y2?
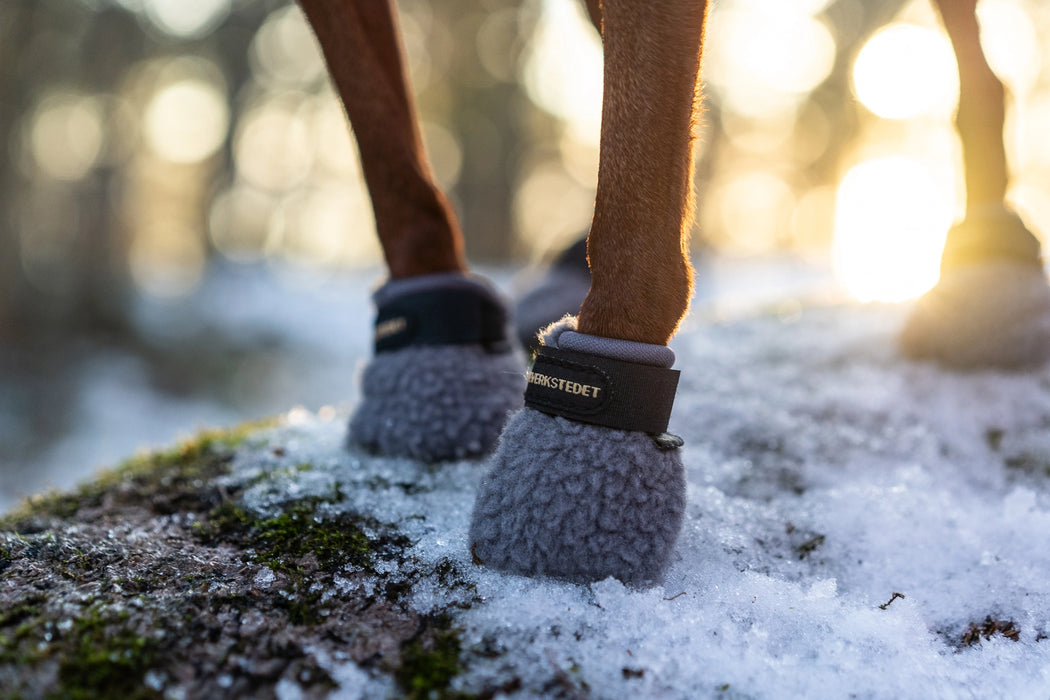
197;498;378;574
0;600;160;699
0;544;11;578
0;600;43;630
395;617;470;700
195;495;409;626
52;607;160;700
0;419;273;532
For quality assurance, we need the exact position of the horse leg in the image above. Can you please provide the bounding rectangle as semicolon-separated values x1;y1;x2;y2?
900;0;1050;368
471;0;706;585
299;0;524;460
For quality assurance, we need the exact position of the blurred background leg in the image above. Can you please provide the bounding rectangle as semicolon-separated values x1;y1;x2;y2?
899;0;1050;369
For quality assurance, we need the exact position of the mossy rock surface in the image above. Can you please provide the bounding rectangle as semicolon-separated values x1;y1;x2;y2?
8;304;1050;699
0;420;475;699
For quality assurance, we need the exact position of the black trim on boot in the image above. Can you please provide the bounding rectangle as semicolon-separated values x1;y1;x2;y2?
524;346;680;435
374;287;511;354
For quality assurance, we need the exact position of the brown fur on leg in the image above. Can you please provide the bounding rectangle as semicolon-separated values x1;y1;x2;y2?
576;0;708;346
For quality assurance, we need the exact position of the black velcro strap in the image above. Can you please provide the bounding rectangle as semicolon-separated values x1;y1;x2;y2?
374;287;510;354
524;346;679;434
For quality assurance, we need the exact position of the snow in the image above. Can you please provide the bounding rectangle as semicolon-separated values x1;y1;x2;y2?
227;299;1050;698
0;256;831;512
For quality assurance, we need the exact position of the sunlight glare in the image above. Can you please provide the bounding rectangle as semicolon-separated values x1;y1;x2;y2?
832;157;954;302
142;0;230;39
705;4;836;117
976;0;1040;96
144;79;229;163
852;24;957;120
522;0;602;145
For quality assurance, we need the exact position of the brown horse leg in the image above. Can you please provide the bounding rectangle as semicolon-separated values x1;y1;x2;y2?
900;0;1050;369
577;0;703;345
298;0;464;279
938;0;1007;214
299;0;524;461
514;0;699;348
930;0;1040;270
471;0;707;585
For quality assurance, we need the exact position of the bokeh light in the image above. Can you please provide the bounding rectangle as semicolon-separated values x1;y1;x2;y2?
710;171;797;253
234;97;313;191
522;0;602;145
28;92;104;181
513;160;595;256
208;185;276;264
852;23;958;120
705;2;836;117
832;157;954;302
144;79;229;163
420;121;463;192
268;186;379;268
250;6;327;88
976;0;1041;96
141;0;231;39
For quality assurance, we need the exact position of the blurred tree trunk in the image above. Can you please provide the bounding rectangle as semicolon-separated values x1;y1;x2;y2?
0;0;34;338
0;1;137;340
439;0;539;264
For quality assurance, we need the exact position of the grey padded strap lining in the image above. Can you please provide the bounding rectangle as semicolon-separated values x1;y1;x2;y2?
540;316;676;368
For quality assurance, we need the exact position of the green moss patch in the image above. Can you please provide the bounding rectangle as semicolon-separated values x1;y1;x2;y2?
194;492;411;626
0;419;484;698
0;600;161;700
1;419;272;533
198;497;379;574
55;605;160;700
396;615;470;700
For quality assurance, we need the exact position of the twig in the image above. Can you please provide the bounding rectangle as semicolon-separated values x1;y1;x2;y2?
879;592;905;610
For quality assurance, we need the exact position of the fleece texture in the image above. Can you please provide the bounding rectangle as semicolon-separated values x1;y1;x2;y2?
348;274;526;462
469;316;686;585
900;261;1050;370
469;407;686;586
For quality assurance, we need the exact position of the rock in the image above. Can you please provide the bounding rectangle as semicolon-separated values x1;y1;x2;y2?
0;422;467;699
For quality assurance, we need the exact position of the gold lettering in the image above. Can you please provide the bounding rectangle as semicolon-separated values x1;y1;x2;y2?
375;317;408;340
526;371;602;399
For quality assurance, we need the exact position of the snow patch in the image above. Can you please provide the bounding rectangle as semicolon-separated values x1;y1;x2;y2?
230;302;1050;697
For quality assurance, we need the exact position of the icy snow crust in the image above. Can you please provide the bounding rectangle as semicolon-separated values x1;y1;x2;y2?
232;303;1050;698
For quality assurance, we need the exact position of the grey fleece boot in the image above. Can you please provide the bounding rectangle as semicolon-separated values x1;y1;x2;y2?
469;318;686;586
348;274;525;462
901;207;1050;369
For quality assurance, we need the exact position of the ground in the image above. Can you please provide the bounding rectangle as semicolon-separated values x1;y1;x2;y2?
4;302;1050;698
